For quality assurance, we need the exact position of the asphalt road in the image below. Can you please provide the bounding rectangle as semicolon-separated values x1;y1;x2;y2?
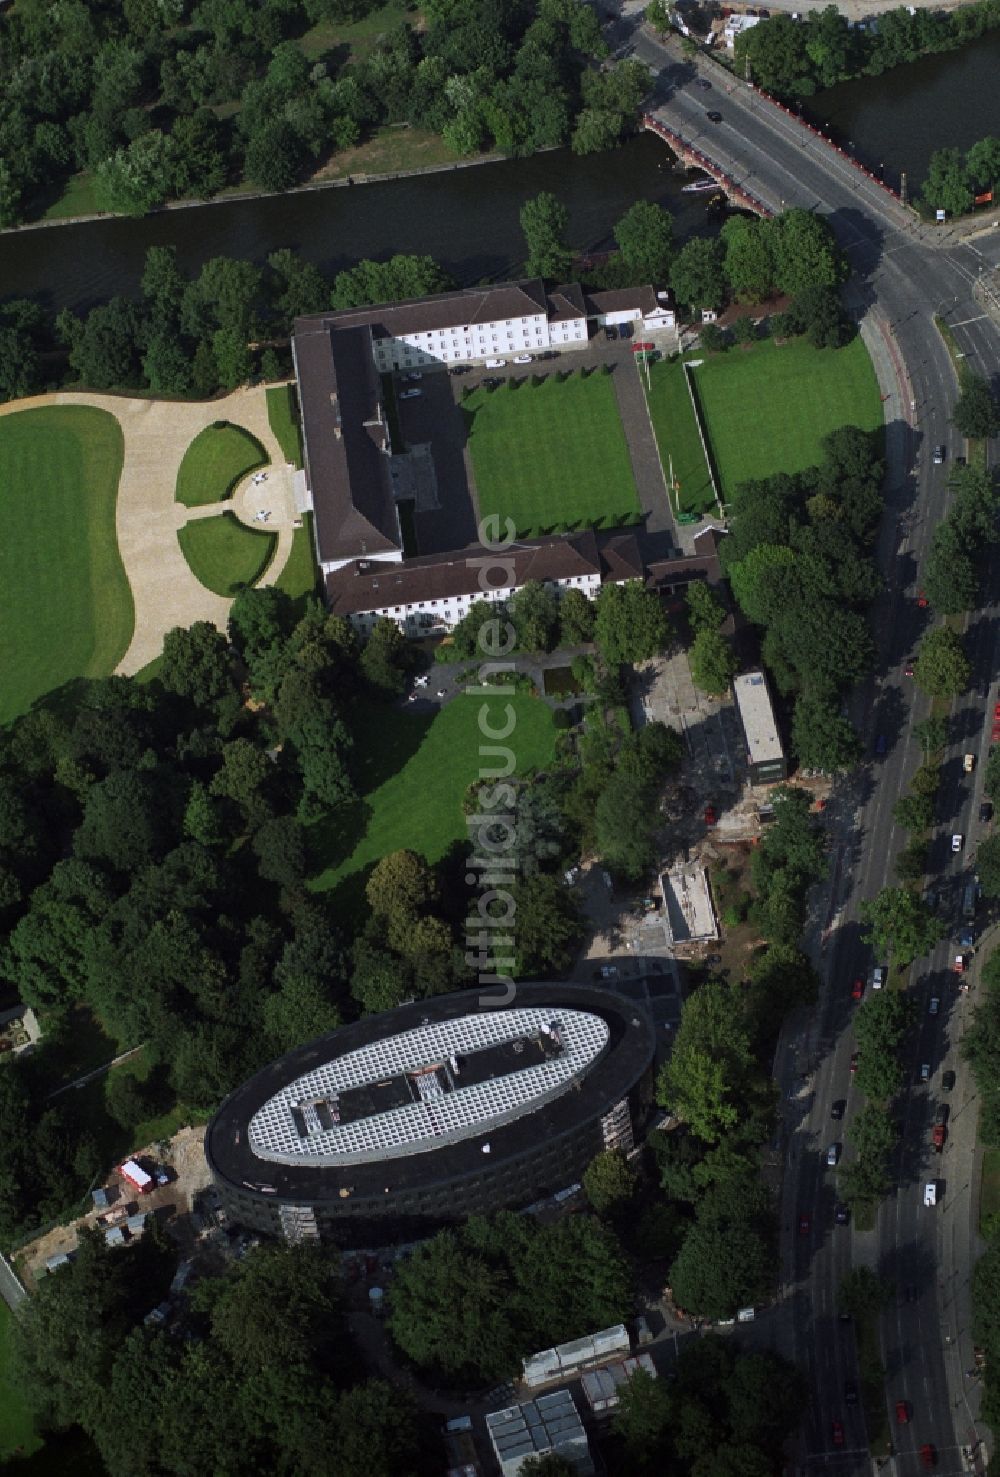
621;21;1000;1475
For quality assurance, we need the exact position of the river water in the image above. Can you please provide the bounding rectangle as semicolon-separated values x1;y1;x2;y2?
805;30;1000;192
0;134;717;312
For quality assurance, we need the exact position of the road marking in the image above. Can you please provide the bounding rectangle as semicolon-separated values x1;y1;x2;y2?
950;315;990;327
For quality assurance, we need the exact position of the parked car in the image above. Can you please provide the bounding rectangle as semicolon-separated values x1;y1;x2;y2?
872;965;886;990
942;1069;956;1092
919;1062;931;1082
851;977;864;1001
403;371;423;381
449;365;470;375
933;444;946;464
928;996;940;1016
952;833;964;853
954;953;967;974
826;1143;841;1167
696;77;712;88
484;358;506;368
981;801;994;823
936;1104;950;1125
707;110;723;122
875;734;887;755
896;1399;911;1423
512;354;532;364
704;805;717;826
920;1444;935;1470
604;325;618;341
923;1182;937;1207
964;753;976;773
831;1098;846;1119
917;589;929;607
400;388;422;400
835;1202;849;1225
831;1420;844;1448
932;1123;947;1151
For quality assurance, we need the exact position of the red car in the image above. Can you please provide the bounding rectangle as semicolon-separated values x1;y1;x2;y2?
904;661;914;677
851;978;864;1001
954;953;967;974
994;703;1000;721
920;1443;935;1469
932;1124;947;1151
798;1213;811;1236
831;1419;845;1448
704;805;717;826
992;724;1000;745
896;1399;909;1424
917;590;929;608
850;1051;859;1074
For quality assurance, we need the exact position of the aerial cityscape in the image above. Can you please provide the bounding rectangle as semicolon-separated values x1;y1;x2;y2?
1;0;999;1471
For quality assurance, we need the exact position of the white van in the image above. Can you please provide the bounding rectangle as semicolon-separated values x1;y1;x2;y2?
484;358;506;368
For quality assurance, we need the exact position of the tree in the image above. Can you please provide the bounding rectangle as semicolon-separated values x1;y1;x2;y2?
159;622;239;710
509;581;559;653
838;1266;892;1320
689;628;738;695
892;792;934;831
657;980;755;1143
520;192;573;279
913;625;971;698
595;772;657;880
721;215;776;303
521;1455;577;1477
330;254;453;310
953;372;1000;440
60;297;142;390
506;874;581;976
612;1367;672;1470
559;587;595;645
594;582;670;665
669;237;727;315
914;715;948;755
967;135;1000;195
583;1149;638;1215
788;283;853;349
921;146;973;216
668;1179;775;1319
366;849;436;934
95;130;177;214
860;886;945;966
977;836;1000;898
244;118;308;192
360;617;409;694
614;201;674;284
791;694;860;772
686;580;726;633
771;208;845;296
922;528;978;615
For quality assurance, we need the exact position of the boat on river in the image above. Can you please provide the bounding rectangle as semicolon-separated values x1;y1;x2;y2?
682;176;723;194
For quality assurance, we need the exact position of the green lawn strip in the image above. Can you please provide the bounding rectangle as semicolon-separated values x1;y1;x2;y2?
0;405;133;725
466;372;640;536
643;357;717;515
275;513;319;614
298;0;417;61
177;512;276;597
133;654;164;685
265;385;304;468
175;422;267;508
857;1309;891;1458
0;1300;42;1461
691;337;883;504
980;1146;1000;1235
40;170;99;222
309;691;557;900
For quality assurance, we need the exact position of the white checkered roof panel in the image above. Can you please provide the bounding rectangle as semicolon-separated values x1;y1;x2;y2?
249;1008;610;1167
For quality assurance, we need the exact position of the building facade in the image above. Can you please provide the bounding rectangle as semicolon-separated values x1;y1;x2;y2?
205;984;656;1248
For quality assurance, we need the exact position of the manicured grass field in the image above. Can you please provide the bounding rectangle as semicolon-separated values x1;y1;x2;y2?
691;336;882;504
275;514;318;614
310;691;557;899
265;385;304;469
0;406;132;724
177;512;276;596
0;1299;41;1462
644;358;718;516
175;422;267;508
464;371;640;536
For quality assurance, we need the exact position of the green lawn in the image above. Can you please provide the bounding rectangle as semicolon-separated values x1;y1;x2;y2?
175;422;267;508
299;0;418;61
310;692;557;902
177;512;276;596
275;514;318;615
0;1300;41;1462
0;406;133;725
644;358;718;516
265;385;304;469
691;336;882;505
981;1146;1000;1235
465;371;640;536
41;170;99;221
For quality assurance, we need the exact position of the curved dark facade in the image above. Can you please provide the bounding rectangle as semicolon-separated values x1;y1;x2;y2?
205;983;655;1247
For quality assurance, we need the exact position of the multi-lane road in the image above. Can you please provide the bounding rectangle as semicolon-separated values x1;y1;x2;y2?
617;18;1000;1473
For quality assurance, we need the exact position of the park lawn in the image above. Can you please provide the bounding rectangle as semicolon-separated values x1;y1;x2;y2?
41;170;99;221
644;358;718;516
310;691;557;897
298;0;418;61
175;422;267;508
275;514;318;614
177;512;276;597
265;385;304;468
465;372;640;536
0;406;133;725
0;1299;41;1461
981;1146;1000;1234
691;336;882;505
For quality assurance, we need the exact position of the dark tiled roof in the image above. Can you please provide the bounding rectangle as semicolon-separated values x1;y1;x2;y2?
647;527;725;587
547;283;588;321
600;533;645;582
325;531;602;617
302;280;551;343
293;322;401;563
586;285;668;317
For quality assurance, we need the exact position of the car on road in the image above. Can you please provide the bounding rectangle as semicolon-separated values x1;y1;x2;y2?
932;1123;947;1151
960;926;975;949
872;965;886;990
896;1399;910;1423
917;589;929;607
994;702;1000;721
933;444;946;464
942;1069;956;1091
936;1104;949;1125
484;358;506;368
920;1444;935;1469
923;1182;937;1207
850;1052;860;1074
875;734;887;755
449;365;470;375
705;805;717;826
954;953;967;974
952;833;964;853
919;1062;931;1082
851;977;864;1001
403;371;423;381
992;723;1000;745
831;1098;846;1119
798;1213;811;1236
835;1202;849;1225
826;1143;841;1167
696;77;712;88
512;354;532;364
981;801;994;823
904;659;914;677
844;1379;858;1404
964;753;976;773
604;326;619;341
928;996;940;1016
707;110;723;122
538;350;559;359
831;1419;844;1448
400;388;422;399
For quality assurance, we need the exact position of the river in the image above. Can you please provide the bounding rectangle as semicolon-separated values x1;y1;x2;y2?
0;135;718;313
805;30;1000;192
